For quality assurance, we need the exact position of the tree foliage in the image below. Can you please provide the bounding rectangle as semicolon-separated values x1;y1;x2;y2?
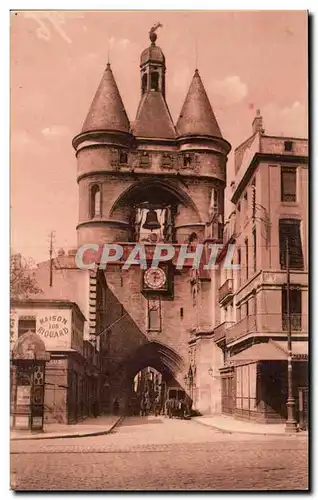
10;253;42;301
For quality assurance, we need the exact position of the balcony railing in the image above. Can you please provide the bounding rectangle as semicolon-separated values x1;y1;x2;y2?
218;278;233;304
282;314;302;331
214;321;235;342
226;315;257;344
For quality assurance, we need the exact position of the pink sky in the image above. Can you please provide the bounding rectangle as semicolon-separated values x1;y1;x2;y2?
11;10;308;263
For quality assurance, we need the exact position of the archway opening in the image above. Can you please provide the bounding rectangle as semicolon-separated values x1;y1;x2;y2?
116;341;186;417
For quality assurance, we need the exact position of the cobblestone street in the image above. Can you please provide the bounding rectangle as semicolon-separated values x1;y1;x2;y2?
11;416;308;491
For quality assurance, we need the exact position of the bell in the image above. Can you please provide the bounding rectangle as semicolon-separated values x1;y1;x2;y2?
142;209;161;231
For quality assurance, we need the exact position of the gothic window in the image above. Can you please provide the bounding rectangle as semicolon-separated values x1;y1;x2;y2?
142;73;148;94
147;299;161;331
150;72;159;91
90;184;101;218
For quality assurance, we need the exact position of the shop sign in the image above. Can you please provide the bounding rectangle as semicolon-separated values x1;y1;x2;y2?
36;310;71;350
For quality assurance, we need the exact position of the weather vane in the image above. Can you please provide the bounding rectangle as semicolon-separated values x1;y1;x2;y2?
149;22;163;44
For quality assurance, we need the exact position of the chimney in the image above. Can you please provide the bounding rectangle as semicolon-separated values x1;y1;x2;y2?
252;109;264;135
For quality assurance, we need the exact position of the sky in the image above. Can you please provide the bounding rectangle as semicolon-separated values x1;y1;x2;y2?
11;10;308;263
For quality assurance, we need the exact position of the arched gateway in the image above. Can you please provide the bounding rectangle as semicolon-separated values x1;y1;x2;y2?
73;28;231;415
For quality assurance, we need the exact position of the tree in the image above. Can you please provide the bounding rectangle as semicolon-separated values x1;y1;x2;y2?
10;252;42;301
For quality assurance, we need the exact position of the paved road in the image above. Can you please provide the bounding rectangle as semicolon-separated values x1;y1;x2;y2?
11;416;308;491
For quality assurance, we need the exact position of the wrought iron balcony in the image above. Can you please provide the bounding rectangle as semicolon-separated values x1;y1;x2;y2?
218;278;234;305
282;314;302;332
226;314;257;344
214;321;235;343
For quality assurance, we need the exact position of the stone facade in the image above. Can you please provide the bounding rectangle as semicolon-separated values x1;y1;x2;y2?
72;30;231;415
216;111;308;423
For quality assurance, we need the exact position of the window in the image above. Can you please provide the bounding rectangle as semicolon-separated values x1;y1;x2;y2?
142;73;147;94
252;228;256;273
237;247;241;286
90;184;101;218
282;286;302;331
245;239;249;280
284;141;293;152
237;202;241;212
148;299;161;331
246;301;249;317
150;72;159;91
281;167;296;202
18;317;36;338
183;154;192;167
279;219;304;269
119;151;128;164
244;192;248;220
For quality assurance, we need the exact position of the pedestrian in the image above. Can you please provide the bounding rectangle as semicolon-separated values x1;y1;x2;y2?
113;398;119;415
92;396;98;418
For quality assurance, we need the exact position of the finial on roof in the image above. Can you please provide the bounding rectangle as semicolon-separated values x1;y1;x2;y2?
256;108;261;116
149;22;163;44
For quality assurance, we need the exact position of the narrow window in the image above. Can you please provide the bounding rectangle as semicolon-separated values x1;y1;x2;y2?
183;154;192;167
281;167;296;202
252;228;257;273
237;247;241;286
282;286;302;331
279;219;303;270
148;299;161;331
91;185;101;218
119;151;128;164
18;317;36;338
150;72;159;91
142;73;147;94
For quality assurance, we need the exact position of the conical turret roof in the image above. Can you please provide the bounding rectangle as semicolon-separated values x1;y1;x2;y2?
176;69;222;138
81;63;130;134
134;92;176;139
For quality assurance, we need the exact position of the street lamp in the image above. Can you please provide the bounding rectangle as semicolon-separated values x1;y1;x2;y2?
285;238;298;433
208;366;213;377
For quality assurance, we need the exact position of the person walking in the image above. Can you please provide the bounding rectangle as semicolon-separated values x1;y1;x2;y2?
113;398;119;416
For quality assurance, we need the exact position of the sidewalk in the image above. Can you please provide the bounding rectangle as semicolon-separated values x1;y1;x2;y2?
10;415;123;441
193;415;308;437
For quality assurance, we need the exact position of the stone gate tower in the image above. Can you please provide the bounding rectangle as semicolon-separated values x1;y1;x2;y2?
72;27;231;415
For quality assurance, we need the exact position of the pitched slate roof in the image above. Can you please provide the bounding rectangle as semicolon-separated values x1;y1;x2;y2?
133;91;176;139
81;63;130;134
176;69;222;138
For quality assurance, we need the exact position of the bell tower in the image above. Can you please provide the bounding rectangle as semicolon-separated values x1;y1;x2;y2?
72;27;232;416
140;23;166;97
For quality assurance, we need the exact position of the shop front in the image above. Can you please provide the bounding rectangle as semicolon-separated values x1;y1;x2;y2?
10;300;100;425
220;340;308;425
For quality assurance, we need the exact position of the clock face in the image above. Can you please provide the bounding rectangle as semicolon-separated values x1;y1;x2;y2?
144;267;166;290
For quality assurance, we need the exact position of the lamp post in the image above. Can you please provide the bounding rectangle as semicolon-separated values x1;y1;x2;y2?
285;238;298;433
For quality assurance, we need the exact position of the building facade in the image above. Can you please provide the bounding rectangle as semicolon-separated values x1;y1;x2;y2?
72;27;231;415
215;111;308;423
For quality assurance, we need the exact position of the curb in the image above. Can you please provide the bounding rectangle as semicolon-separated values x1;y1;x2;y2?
10;416;124;441
192;418;308;437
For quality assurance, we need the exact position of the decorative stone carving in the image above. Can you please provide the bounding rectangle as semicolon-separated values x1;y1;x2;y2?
161;153;176;169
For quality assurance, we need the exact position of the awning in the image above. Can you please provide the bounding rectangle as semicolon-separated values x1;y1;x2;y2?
229;340;308;365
